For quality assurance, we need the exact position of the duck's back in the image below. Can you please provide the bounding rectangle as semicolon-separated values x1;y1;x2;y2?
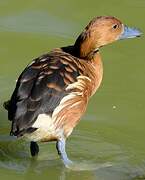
7;48;84;138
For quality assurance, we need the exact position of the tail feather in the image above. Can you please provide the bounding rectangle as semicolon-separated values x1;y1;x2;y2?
3;100;10;111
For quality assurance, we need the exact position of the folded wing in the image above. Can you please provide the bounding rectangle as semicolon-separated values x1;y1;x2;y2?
6;50;81;136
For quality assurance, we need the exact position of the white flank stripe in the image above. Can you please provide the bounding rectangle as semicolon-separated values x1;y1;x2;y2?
29;75;90;141
32;114;54;130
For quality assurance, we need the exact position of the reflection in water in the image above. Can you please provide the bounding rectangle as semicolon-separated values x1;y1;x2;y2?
0;130;145;179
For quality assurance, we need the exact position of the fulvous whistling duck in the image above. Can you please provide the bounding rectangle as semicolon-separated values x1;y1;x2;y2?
4;16;141;168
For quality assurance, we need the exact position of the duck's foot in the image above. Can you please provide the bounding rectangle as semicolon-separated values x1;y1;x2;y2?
30;141;39;157
56;138;73;168
56;138;113;171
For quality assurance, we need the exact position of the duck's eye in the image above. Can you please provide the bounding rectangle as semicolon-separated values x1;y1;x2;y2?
112;24;119;29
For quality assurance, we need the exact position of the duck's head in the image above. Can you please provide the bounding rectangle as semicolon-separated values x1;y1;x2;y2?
74;16;142;58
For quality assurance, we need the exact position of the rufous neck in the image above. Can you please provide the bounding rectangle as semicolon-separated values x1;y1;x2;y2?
73;31;99;59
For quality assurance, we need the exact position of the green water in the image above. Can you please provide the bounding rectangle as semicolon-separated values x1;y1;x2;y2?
0;0;145;179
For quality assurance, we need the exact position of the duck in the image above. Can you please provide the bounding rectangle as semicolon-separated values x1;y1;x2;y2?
4;16;141;168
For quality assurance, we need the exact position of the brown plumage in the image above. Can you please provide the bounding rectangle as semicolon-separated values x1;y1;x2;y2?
4;16;141;168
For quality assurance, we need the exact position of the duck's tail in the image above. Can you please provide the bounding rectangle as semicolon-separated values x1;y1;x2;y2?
3;100;10;111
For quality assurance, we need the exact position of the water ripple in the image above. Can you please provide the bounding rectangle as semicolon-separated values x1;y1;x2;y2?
0;11;77;39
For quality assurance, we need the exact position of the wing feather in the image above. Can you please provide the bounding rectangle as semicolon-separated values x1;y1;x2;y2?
6;50;81;136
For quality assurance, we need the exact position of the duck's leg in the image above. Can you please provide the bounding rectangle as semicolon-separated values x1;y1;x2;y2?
56;138;73;167
30;141;39;157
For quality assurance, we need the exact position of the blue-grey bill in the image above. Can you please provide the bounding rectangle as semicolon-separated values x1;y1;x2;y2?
119;25;142;40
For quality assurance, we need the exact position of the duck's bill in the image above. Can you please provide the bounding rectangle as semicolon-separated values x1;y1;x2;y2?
119;25;142;40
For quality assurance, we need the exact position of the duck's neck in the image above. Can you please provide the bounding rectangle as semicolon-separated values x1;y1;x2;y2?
61;31;100;60
73;31;100;60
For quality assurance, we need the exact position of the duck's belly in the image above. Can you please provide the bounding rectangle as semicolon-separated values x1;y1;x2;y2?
24;114;63;142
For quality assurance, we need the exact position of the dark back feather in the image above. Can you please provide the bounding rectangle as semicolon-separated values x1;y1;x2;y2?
7;49;81;136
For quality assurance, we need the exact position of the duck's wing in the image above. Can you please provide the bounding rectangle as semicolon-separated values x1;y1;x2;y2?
6;50;81;136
